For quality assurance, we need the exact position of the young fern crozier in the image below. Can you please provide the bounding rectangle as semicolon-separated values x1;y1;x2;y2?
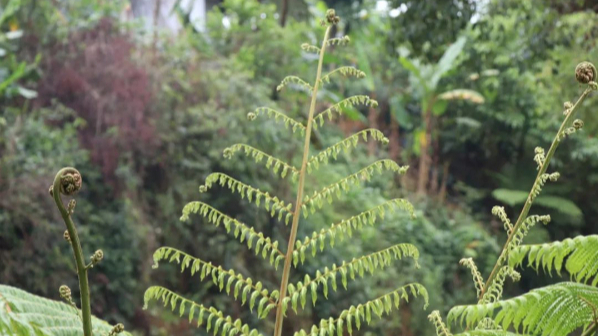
429;63;598;335
50;168;125;336
144;10;427;336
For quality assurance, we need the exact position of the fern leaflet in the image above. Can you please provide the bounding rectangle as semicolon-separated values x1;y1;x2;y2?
319;66;366;85
223;144;299;180
248;107;306;135
277;76;313;93
144;286;264;335
312;95;378;128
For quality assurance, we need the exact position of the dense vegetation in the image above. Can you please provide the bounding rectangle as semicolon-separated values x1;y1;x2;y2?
1;0;598;335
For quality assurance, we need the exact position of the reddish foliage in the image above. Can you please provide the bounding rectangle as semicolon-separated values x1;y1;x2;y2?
36;19;158;191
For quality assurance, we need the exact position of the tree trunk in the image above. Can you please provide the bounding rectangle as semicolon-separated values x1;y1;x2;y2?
368;92;378;156
389;113;400;160
439;161;450;203
416;106;432;195
280;0;289;27
429;119;440;194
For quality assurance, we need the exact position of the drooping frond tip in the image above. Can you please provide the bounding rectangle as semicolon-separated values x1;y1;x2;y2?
292;283;428;336
247;107;306;135
199;173;293;220
277;76;313;93
151;247;278;318
143;286;263;336
223;144;299;180
180;201;285;267
313;95;378;129
491;206;512;234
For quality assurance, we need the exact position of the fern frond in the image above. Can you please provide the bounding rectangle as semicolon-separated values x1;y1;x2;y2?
448;282;597;335
200;173;293;220
223;144;299;180
301;43;320;54
292;283;428;336
295;198;415;261
248;107;306;135
307;129;389;172
460;258;485;298
312;95;378;128
529;173;560;201
143;286;264;335
284;244;419;313
325;35;350;47
504;214;551;263
151;247;278;315
492;206;513;234
453;331;523;336
277;76;313;93
429;310;453;336
302;160;408;216
180;201;285;267
509;235;598;285
480;266;520;304
0;284;128;336
319;66;366;85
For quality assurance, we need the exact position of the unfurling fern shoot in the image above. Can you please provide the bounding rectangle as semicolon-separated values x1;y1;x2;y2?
144;9;427;336
428;64;598;336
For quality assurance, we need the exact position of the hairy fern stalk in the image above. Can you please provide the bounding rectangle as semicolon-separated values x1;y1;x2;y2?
428;63;598;336
144;10;428;336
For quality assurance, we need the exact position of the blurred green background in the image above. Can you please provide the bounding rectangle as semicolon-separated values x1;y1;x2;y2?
0;0;597;335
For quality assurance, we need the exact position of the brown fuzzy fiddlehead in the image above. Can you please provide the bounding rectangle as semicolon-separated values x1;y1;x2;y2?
575;61;597;84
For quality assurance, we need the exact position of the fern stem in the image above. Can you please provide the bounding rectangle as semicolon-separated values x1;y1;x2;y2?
273;26;332;336
479;87;593;301
582;322;597;336
52;168;92;336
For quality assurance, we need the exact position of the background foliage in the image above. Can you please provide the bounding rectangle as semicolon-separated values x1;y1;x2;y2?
0;0;596;335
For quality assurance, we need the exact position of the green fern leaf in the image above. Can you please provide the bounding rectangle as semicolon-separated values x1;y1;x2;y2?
0;284;129;336
151;246;278;313
143;286;263;335
277;76;313;93
319;66;366;85
287;243;419;311
307;129;389;172
295;198;415;261
312;95;378;128
292;283;428;336
325;36;350;47
199;173;293;220
223;144;299;180
448;282;597;335
248;107;306;135
509;235;598;285
180;201;284;266
302;160;408;216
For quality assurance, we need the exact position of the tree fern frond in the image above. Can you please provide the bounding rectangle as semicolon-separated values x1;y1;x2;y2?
480;266;520;304
180;201;285;266
301;43;320;54
325;35;350;47
223;144;299;180
319;66;366;85
529;173;560;202
277;76;313;93
151;247;278;315
199;173;293;220
429;310;453;336
248;107;306;135
447;282;597;335
292;283;428;336
284;244;419;313
307;129;388;172
312;95;378;128
302;160;408;217
509;235;598;285
295;198;415;261
0;284;128;336
460;258;485;298
143;286;265;335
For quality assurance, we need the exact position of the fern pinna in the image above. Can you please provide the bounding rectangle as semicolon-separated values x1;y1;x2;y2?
143;10;428;336
427;63;598;336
